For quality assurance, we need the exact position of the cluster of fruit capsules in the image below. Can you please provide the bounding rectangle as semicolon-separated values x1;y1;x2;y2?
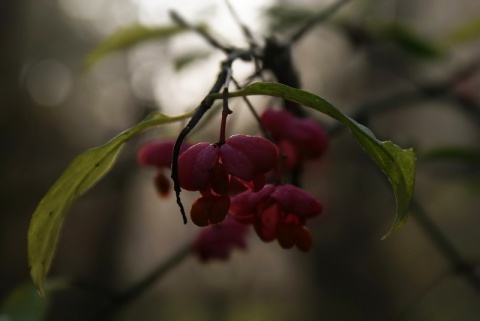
137;107;328;260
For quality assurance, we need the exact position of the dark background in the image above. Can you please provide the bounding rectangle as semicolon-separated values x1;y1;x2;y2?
1;0;480;320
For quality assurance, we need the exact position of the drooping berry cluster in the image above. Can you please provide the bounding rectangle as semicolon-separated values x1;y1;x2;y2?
137;105;328;260
178;134;279;226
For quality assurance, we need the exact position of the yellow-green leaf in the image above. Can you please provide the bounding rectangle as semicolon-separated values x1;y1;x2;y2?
443;17;480;46
222;82;416;238
28;111;193;297
84;24;190;70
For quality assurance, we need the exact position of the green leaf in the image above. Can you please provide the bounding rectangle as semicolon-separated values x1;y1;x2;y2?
443;17;480;46
28;111;194;297
84;24;191;70
221;82;416;238
0;279;67;321
374;22;444;59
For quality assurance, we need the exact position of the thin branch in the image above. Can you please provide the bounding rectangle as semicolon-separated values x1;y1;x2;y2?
219;87;232;144
395;269;454;320
94;243;192;320
445;59;480;126
340;26;480;131
410;199;480;294
326;68;480;138
290;0;353;44
170;10;234;54
113;243;192;307
450;94;480;127
230;76;270;140
171;45;255;224
326;88;426;137
225;0;256;46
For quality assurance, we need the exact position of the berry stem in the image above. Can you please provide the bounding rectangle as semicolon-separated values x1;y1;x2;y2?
231;76;271;140
219;87;232;144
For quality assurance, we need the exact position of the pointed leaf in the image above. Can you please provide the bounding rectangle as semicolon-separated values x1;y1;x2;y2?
28;111;193;297
222;82;416;238
84;24;193;70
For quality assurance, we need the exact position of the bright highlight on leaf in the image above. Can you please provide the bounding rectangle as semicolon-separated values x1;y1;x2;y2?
221;82;416;239
27;111;193;297
83;24;194;70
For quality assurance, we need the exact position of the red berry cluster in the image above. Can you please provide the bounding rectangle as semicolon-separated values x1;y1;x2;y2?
178;134;278;226
137;107;328;260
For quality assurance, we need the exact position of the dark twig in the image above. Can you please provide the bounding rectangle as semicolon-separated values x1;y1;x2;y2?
112;243;192;308
342;25;480;131
225;0;264;74
410;199;480;294
290;0;353;44
172;47;254;223
395;269;453;320
169;5;258;225
170;10;234;54
219;87;232;144
327;72;480;138
94;243;192;320
393;200;480;318
225;0;257;47
171;62;230;224
322;56;480;300
445;59;480;127
230;76;271;140
450;94;480;127
326;88;427;137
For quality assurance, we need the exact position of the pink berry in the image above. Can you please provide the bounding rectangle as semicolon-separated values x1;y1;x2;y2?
178;135;278;227
193;216;249;262
230;184;322;251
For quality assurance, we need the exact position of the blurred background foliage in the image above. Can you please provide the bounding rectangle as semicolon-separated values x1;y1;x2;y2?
1;0;480;320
